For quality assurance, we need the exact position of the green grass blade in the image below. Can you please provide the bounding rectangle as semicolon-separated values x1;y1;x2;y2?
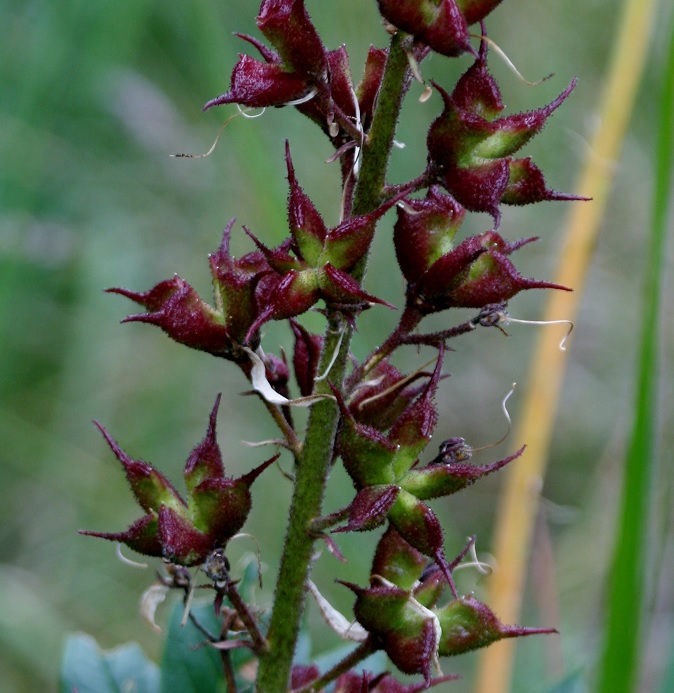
596;16;674;693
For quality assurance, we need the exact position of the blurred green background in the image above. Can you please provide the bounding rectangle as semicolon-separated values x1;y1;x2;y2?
1;1;672;691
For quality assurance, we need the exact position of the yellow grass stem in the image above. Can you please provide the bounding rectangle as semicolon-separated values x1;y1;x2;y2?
473;0;658;691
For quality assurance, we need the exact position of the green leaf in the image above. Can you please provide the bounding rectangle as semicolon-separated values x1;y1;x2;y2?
59;633;159;693
160;600;226;693
596;11;674;693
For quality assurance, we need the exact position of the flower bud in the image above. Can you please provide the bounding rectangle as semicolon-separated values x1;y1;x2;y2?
334;670;459;693
335;347;443;488
372;526;427;592
356;47;388;130
334;484;400;533
110;220;272;359
209;219;272;347
204;0;327;112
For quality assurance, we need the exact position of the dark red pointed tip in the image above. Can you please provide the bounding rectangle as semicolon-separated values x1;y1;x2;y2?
243;305;274;344
239;452;281;486
433;548;458;600
284;139;296;180
203;94;232;112
335;579;362;595
93;421;132;465
119;313;155;326
208;394;222;432
502;625;559;638
106;286;142;301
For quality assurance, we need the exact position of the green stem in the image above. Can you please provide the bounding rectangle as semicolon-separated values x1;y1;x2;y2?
255;312;350;692
255;33;411;693
352;32;411;217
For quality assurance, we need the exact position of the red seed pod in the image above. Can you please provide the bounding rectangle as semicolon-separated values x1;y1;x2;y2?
436;594;557;656
377;0;474;57
341;578;440;682
426;42;579;220
394;186;466;284
257;0;328;81
406;231;571;314
80;398;276;566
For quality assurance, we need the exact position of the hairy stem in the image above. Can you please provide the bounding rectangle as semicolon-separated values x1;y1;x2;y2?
255;33;411;693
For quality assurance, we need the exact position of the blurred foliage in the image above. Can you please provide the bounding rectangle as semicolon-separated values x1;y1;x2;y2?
1;1;672;691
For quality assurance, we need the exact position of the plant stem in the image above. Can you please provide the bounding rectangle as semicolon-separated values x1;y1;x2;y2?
352;32;411;218
255;33;411;693
255;312;350;692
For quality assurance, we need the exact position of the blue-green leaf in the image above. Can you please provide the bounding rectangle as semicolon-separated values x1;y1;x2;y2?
59;633;159;693
160;600;226;693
